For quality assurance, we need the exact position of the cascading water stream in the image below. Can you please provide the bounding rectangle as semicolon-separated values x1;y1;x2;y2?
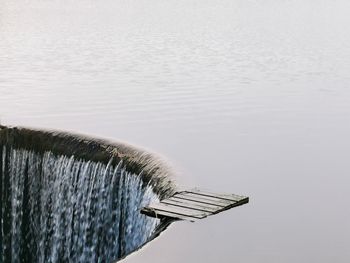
0;126;176;263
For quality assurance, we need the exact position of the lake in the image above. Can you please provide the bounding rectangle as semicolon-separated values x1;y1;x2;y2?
0;0;349;262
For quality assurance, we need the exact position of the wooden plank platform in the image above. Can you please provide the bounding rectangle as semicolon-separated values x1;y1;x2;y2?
141;188;249;222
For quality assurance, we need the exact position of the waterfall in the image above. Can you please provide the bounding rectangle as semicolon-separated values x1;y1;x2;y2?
0;127;175;263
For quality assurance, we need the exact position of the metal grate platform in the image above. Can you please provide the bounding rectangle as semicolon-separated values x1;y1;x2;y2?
141;188;249;222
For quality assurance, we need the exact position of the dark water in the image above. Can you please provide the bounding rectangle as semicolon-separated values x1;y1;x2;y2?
0;128;175;262
1;0;350;262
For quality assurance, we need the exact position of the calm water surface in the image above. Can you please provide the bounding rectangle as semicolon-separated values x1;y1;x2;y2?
1;0;350;262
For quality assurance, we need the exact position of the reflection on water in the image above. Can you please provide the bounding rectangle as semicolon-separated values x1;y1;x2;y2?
1;0;350;262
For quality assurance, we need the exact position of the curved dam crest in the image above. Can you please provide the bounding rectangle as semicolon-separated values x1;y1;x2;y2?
0;125;176;263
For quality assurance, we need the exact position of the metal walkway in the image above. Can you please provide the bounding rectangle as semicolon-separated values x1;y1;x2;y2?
141;188;249;222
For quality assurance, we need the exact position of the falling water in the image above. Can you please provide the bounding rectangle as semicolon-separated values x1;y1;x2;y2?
0;126;175;263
